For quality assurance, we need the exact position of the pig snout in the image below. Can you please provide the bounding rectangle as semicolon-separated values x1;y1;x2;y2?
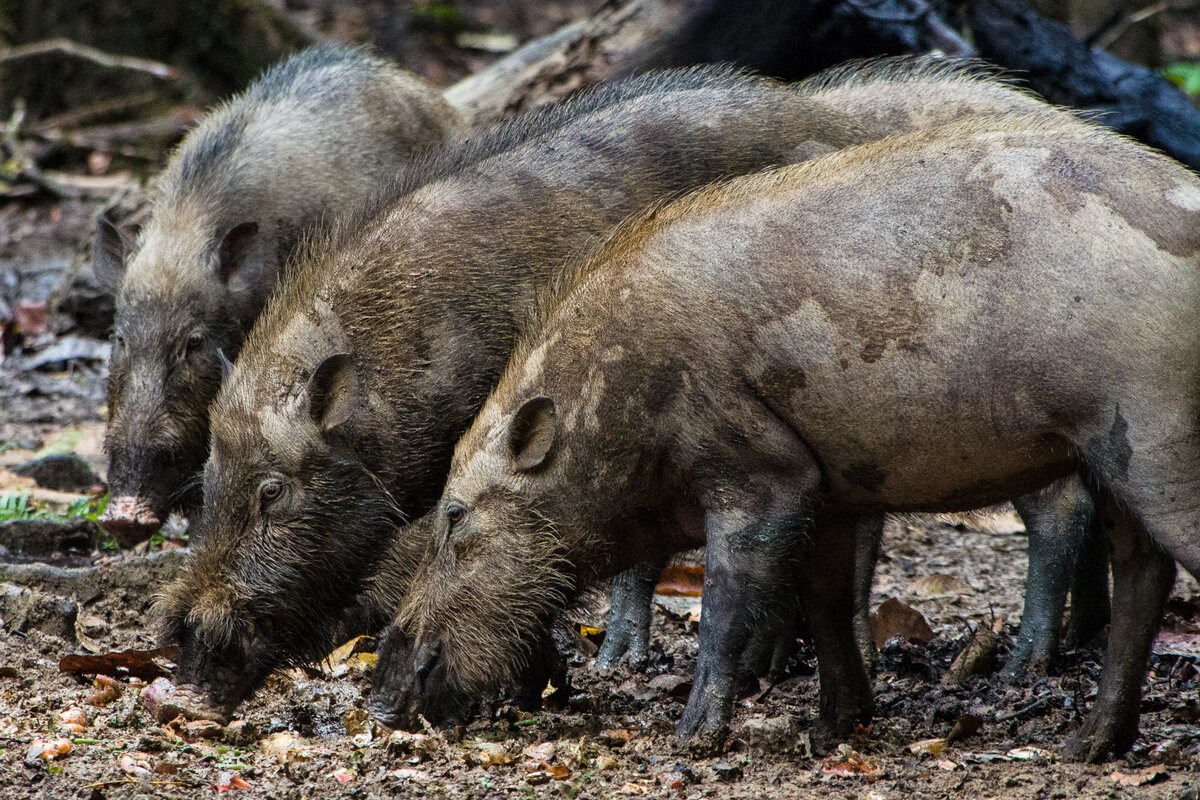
141;678;231;725
368;628;463;730
99;496;164;547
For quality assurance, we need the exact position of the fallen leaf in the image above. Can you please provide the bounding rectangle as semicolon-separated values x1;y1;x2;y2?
120;751;153;776
85;675;123;706
908;738;948;757
1110;766;1168;787
599;729;634;748
947;714;984;743
320;636;376;677
61;646;178;681
654;565;704;597
1006;746;1054;761
1153;631;1200;658
910;573;972;598
330;769;354;783
647;674;691;698
214;770;251;791
937;759;960;771
26;737;72;761
578;624;605;641
476;742;512;766
58;706;89;733
524;741;556;762
14;300;46;335
594;754;620;770
870;598;935;648
387;768;432;782
820;744;879;777
260;731;300;764
942;625;996;685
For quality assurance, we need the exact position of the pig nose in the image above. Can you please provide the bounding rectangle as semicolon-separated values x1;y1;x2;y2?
99;496;163;547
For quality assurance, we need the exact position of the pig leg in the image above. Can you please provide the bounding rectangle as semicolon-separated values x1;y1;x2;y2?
675;504;810;746
1006;475;1095;679
1062;492;1173;762
1063;521;1110;650
596;556;668;669
797;508;877;742
853;514;884;671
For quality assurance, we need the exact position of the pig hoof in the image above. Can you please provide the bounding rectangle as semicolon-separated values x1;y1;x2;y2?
1062;717;1137;763
595;634;649;671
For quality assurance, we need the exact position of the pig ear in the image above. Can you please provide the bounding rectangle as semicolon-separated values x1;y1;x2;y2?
216;221;264;294
308;353;359;433
93;213;127;293
507;396;556;472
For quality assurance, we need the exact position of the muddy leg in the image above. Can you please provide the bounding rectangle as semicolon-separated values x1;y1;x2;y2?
1063;518;1110;650
798;508;876;743
853;514;884;671
676;507;806;746
1006;475;1095;679
1062;493;1174;762
596;556;668;669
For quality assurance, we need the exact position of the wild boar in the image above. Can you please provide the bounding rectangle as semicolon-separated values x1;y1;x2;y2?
154;59;1083;720
372;112;1198;764
93;44;458;545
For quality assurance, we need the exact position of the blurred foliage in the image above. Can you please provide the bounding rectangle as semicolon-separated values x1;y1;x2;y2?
0;491;108;523
0;0;313;120
1163;63;1200;95
410;1;470;34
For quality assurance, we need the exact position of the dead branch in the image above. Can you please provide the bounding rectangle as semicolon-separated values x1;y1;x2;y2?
0;38;178;80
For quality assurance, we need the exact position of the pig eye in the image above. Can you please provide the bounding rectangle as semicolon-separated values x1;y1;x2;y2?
186;333;206;354
446;504;466;528
259;480;284;508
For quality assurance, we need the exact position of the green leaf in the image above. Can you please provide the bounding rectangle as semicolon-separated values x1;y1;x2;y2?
1163;63;1200;95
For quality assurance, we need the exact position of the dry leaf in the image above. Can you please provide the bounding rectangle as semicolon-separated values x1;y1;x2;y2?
26;737;72;761
910;573;972;598
61;646;177;681
260;731;300;764
870;598;935;648
120;751;153;776
476;742;512;766
85;675;123;706
1110;766;1168;787
908;738;948;757
330;769;354;783
947;714;984;743
820;744;880;777
58;706;88;733
654;565;704;597
599;729;634;747
943;625;997;685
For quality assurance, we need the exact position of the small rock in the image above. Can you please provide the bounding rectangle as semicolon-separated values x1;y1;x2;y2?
11;454;100;492
736;714;798;751
711;760;743;782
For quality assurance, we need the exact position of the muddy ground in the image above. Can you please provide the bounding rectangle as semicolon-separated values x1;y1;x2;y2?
1;196;1198;798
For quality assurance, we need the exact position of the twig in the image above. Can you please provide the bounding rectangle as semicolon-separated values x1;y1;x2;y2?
1091;0;1200;51
0;38;177;80
30;92;159;133
994;693;1052;722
